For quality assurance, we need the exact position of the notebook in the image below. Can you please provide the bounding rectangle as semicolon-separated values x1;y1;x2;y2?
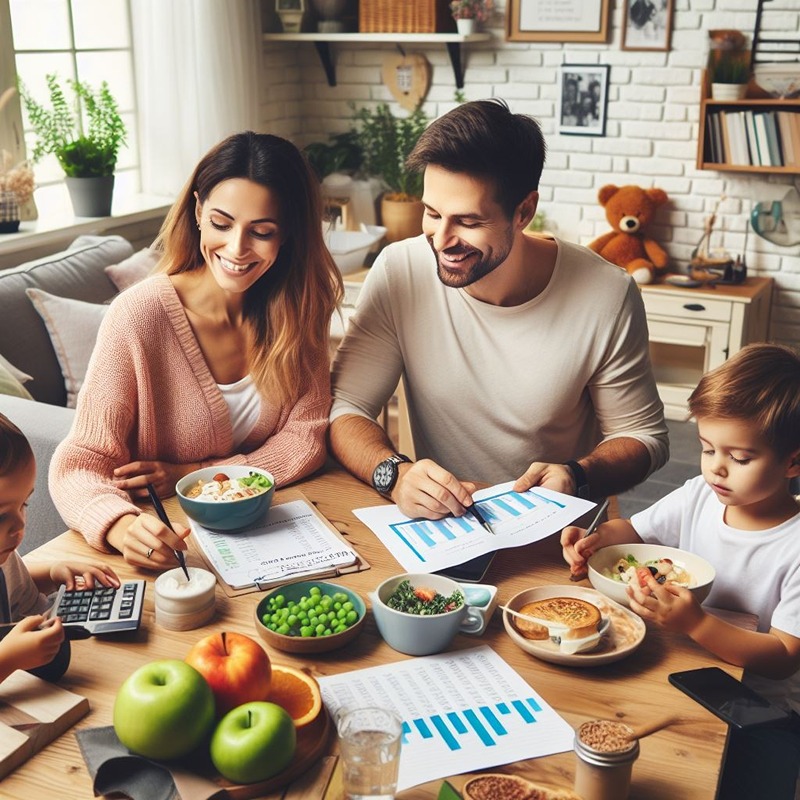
190;492;369;595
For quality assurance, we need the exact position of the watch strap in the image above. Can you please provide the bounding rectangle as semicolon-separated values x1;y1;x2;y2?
564;459;590;499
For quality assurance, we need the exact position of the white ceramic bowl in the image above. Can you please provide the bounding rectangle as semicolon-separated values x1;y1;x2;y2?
753;62;800;99
587;543;715;608
324;224;386;274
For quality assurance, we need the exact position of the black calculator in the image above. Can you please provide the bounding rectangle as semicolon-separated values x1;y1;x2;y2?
50;579;146;637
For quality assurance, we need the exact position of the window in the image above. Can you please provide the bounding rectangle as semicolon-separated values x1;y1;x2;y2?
2;0;138;195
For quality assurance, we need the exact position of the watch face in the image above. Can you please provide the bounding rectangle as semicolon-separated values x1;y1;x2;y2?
373;459;398;493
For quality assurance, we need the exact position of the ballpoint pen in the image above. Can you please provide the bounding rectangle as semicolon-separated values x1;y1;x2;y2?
146;483;191;581
569;497;610;581
469;502;495;535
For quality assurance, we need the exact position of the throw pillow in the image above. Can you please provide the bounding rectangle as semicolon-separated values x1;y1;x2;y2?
0;353;33;385
104;247;161;292
0;360;33;400
25;289;108;408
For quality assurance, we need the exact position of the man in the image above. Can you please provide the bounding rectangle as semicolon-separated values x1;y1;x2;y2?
330;99;668;521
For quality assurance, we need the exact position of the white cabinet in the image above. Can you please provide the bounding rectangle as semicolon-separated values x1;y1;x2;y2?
640;278;773;420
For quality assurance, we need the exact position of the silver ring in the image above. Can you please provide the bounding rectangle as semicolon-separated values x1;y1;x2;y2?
146;548;154;559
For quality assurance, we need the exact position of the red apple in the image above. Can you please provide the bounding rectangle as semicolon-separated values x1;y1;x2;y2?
185;631;271;716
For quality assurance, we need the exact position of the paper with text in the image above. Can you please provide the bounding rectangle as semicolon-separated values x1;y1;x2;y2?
189;500;358;589
354;482;595;573
319;645;574;791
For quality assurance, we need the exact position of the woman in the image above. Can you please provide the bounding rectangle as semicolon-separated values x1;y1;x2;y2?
50;132;342;569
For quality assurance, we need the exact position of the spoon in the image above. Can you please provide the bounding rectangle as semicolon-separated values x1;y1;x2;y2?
569;498;610;582
625;713;694;741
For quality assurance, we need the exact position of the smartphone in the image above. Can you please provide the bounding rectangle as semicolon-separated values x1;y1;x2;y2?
436;551;495;583
669;667;792;730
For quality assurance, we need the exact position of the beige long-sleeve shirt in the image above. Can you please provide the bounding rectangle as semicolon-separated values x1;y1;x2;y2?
331;235;668;485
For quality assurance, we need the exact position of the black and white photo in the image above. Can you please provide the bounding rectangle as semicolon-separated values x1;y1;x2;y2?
558;64;609;137
622;0;674;51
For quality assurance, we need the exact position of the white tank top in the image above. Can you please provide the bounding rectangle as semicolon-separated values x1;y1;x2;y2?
217;374;262;449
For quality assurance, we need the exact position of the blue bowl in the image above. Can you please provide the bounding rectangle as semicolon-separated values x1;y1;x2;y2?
176;465;275;532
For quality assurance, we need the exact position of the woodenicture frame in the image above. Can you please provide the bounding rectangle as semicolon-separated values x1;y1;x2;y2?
506;0;610;43
621;0;674;51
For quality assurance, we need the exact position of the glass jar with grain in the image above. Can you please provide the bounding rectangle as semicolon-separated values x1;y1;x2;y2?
573;719;640;800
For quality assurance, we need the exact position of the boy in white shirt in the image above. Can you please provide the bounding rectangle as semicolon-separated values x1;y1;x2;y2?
0;413;119;683
562;343;800;799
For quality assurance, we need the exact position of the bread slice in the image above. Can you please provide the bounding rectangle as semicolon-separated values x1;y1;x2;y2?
514;597;601;641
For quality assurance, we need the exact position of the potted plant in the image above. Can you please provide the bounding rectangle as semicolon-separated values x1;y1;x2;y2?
707;29;751;100
352;102;428;242
19;73;127;217
449;0;492;34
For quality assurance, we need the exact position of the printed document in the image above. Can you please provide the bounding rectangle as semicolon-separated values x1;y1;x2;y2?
354;482;595;573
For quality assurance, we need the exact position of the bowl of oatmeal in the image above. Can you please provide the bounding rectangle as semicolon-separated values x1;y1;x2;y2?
176;465;275;531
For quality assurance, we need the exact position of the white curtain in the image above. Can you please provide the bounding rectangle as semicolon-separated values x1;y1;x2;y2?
131;0;262;196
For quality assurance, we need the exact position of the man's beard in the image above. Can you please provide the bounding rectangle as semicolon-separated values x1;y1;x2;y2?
429;231;513;289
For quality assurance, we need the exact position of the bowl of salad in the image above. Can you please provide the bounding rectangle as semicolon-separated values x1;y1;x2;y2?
587;544;715;608
176;465;275;531
370;573;488;656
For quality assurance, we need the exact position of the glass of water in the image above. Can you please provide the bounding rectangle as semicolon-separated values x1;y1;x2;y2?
337;706;403;800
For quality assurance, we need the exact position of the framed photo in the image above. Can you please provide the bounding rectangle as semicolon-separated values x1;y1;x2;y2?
558;64;610;137
621;0;674;51
507;0;610;43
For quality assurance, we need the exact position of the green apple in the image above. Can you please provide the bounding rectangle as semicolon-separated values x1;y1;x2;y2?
210;701;296;784
113;659;216;760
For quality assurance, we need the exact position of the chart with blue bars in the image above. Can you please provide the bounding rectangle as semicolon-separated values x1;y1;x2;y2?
403;696;543;751
388;488;564;564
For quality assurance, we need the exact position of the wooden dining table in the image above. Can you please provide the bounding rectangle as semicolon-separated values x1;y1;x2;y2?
5;467;734;800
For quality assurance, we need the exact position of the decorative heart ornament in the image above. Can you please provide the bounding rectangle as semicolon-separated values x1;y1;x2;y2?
381;53;431;112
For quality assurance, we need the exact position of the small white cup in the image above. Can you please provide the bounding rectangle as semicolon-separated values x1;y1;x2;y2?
337;706;402;800
154;567;216;630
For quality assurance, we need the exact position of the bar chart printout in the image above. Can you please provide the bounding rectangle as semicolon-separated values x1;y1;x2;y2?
318;646;574;791
354;481;595;573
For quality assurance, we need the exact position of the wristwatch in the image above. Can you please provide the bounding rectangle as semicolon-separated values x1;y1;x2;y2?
563;459;590;499
372;453;411;497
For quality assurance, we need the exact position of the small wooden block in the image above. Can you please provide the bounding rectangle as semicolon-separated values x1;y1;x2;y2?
0;671;89;779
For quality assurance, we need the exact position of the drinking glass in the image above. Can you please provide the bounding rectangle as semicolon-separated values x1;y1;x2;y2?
337;706;402;800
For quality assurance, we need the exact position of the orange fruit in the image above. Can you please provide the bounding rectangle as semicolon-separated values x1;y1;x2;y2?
267;664;322;728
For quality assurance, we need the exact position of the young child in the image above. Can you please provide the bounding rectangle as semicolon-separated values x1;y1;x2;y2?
562;343;800;799
0;413;119;683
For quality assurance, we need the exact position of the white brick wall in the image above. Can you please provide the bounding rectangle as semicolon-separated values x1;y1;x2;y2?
260;1;800;348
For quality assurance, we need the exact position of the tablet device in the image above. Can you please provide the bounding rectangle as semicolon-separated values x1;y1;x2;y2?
436;551;496;583
669;667;792;730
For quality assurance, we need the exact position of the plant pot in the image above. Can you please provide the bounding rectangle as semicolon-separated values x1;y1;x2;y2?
380;195;424;244
710;83;747;101
65;175;115;217
456;17;476;35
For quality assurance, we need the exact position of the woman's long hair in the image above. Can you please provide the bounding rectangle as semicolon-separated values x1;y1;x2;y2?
154;131;342;405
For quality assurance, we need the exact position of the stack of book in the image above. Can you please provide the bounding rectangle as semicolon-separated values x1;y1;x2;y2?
705;109;800;168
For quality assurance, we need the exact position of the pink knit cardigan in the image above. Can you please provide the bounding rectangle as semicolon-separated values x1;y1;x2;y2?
50;275;331;552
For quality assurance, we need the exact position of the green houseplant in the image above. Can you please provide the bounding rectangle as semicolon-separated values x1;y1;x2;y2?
19;73;127;216
352;102;428;242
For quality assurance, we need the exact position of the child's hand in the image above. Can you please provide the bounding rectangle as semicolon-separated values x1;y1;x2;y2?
560;525;599;578
50;562;120;591
0;615;65;672
627;572;704;634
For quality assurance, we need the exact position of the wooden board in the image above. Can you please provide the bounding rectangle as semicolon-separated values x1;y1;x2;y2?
0;670;89;779
212;708;333;799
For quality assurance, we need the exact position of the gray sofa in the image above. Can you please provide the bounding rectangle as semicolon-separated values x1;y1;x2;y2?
0;235;134;552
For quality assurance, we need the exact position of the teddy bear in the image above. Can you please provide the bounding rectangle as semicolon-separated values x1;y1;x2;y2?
588;184;669;285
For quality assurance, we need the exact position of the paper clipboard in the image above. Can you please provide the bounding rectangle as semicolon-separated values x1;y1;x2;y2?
189;488;370;598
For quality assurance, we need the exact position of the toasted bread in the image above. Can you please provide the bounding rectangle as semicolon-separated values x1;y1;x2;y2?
514;597;601;641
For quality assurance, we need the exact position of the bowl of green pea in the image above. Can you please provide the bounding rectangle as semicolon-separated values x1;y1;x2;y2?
254;580;366;654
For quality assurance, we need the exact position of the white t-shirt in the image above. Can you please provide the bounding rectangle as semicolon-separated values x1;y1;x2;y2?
218;375;262;450
632;474;800;713
1;551;49;622
331;235;668;484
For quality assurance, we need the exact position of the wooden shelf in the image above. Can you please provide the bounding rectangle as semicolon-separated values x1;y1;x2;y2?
697;70;800;174
262;32;492;88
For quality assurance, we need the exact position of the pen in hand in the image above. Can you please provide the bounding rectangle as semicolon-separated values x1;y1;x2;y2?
146;483;191;581
469;501;495;536
569;497;610;582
